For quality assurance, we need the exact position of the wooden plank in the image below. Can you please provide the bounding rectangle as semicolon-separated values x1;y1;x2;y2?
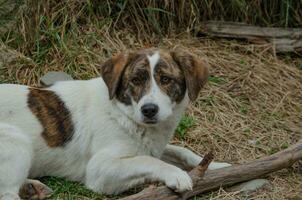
199;21;302;53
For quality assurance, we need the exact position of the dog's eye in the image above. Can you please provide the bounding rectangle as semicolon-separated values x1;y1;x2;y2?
131;77;142;85
160;76;172;85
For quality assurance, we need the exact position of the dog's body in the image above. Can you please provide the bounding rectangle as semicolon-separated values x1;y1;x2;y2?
0;49;230;199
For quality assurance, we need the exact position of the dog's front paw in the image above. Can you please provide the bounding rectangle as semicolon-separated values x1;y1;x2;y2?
163;168;193;192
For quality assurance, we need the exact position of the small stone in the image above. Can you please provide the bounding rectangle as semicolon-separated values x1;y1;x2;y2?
40;71;73;86
227;179;271;195
248;139;257;145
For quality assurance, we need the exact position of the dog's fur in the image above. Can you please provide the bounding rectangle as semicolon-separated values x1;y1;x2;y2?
0;49;230;199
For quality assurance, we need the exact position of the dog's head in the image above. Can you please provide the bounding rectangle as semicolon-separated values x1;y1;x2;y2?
100;49;209;126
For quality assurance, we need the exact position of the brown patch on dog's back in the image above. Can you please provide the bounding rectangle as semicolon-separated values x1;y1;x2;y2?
27;88;74;147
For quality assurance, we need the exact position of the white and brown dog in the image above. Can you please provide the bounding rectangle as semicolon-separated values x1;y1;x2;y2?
0;49;230;199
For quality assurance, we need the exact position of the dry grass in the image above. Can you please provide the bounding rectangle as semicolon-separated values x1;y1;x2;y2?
170;38;302;199
1;32;302;199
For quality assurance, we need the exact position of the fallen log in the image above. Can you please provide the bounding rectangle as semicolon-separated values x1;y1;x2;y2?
120;139;302;200
198;21;302;53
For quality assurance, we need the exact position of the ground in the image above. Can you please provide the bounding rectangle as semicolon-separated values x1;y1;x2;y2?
1;33;302;199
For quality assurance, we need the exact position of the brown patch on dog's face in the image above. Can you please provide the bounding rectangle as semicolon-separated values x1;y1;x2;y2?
113;50;187;105
153;54;186;103
27;88;74;147
116;53;152;105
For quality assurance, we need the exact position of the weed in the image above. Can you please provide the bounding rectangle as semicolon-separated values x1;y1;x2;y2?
176;116;196;140
239;105;248;114
268;147;280;155
40;177;100;199
208;75;227;85
202;96;215;106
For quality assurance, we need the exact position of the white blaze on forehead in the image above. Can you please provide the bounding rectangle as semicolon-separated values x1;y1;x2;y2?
147;51;160;95
132;50;173;122
147;51;160;75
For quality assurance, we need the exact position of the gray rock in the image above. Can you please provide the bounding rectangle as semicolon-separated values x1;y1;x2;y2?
40;71;73;86
228;179;271;195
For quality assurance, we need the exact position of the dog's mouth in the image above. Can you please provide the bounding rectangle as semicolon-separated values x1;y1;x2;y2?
142;118;158;125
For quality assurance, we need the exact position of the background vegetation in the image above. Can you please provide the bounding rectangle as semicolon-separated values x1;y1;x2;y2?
2;0;302;53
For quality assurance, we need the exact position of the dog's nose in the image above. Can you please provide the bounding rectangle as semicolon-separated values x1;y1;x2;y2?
141;104;159;118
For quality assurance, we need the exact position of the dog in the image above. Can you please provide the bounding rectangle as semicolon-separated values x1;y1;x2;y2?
0;49;230;199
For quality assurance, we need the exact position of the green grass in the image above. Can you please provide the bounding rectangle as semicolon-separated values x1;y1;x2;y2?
208;75;227;85
40;177;101;199
243;128;251;134
239;105;248;114
176;116;196;140
201;96;215;106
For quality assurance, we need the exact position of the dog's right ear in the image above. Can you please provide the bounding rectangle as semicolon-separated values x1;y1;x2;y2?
100;54;129;100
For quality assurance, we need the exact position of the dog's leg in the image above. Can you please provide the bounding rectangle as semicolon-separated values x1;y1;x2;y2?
0;123;32;200
85;152;193;195
161;144;231;170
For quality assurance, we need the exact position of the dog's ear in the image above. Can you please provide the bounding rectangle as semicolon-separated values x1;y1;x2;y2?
100;53;129;100
171;50;209;101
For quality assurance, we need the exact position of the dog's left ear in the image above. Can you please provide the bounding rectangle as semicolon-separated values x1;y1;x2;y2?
100;53;129;100
171;50;209;101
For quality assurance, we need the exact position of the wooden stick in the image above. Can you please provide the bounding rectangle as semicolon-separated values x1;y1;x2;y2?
198;21;302;53
119;153;214;200
120;140;302;200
